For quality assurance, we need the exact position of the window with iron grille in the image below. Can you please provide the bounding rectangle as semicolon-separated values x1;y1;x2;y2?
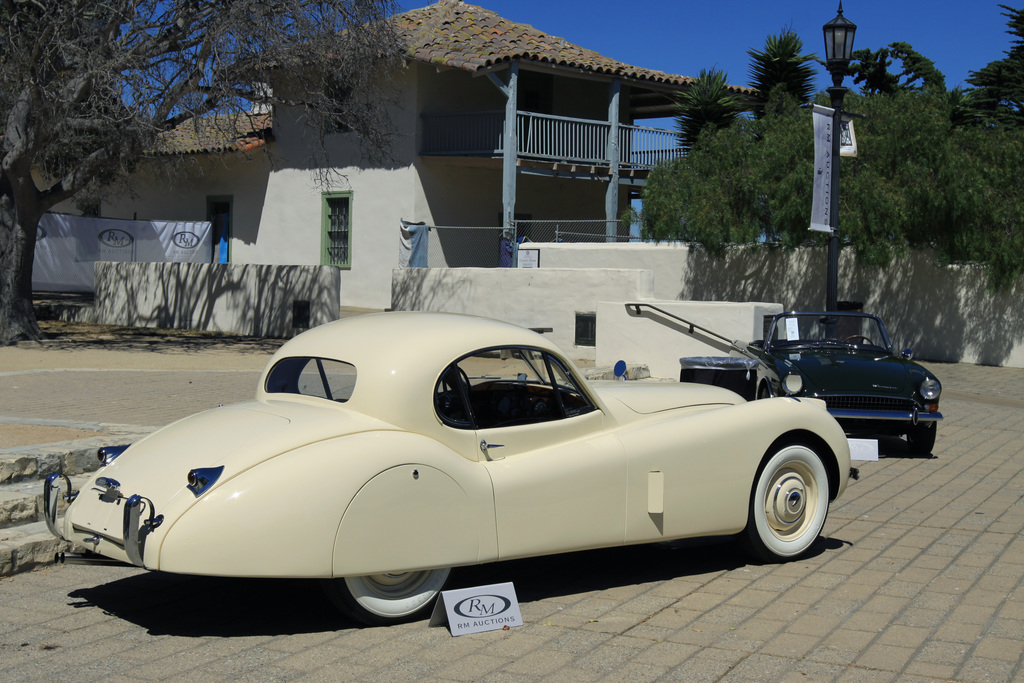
321;192;352;267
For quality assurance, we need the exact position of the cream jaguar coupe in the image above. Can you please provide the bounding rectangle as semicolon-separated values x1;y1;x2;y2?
45;312;853;625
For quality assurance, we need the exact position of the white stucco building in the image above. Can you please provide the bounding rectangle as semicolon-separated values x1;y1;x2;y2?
83;0;745;310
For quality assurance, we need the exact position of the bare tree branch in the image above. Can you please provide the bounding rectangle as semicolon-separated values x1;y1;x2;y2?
0;0;404;340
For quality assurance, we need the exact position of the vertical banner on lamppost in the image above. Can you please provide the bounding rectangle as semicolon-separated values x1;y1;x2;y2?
809;104;834;233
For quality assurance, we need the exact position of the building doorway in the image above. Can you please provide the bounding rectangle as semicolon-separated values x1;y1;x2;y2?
206;196;232;264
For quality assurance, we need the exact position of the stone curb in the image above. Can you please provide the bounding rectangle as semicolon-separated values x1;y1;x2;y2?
0;521;80;576
0;429;155;485
0;430;150;577
0;475;91;533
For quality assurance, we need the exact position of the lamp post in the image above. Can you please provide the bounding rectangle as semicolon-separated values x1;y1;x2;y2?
822;2;856;311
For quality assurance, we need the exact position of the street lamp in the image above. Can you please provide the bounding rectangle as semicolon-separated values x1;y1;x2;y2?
822;2;856;311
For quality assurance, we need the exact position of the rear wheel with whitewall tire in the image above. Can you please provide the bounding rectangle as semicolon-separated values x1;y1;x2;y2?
322;567;451;626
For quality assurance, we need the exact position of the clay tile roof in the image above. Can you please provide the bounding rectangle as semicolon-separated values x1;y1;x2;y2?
157;112;273;155
395;0;743;93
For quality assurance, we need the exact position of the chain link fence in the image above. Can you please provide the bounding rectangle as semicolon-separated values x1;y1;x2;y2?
426;220;637;268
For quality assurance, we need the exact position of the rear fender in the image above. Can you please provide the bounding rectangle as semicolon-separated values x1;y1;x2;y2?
155;432;494;578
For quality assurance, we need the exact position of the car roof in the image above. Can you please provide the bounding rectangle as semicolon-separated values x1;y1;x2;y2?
256;312;571;429
267;311;557;368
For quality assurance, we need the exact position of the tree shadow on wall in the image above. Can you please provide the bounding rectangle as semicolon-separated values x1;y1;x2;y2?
391;267;475;313
95;262;339;338
681;246;1024;365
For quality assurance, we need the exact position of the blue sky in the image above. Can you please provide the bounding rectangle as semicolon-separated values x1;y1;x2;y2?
399;1;1018;93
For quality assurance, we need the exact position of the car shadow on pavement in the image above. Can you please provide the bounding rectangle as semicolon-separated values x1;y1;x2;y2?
67;572;344;636
64;534;846;635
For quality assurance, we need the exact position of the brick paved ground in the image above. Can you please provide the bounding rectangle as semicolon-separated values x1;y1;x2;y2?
0;340;1021;682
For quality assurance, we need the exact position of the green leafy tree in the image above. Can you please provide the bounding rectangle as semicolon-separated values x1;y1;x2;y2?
850;42;947;94
648;91;813;252
673;68;743;149
0;0;402;342
747;30;817;116
966;4;1024;127
946;86;979;127
643;90;1024;289
673;29;815;149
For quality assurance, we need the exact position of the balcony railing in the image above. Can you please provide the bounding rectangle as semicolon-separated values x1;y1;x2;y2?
420;110;683;169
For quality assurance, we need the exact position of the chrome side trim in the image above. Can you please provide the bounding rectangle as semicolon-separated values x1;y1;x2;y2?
123;495;163;568
43;473;77;542
829;408;943;422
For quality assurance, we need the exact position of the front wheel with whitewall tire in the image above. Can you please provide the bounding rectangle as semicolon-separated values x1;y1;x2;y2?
741;443;831;563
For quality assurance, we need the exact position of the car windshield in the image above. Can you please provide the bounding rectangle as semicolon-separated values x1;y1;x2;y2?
264;357;357;402
768;314;890;351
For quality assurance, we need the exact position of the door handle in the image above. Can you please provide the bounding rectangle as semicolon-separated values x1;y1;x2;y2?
480;440;504;460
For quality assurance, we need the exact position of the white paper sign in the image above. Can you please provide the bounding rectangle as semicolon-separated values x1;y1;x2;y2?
517;248;539;268
429;581;523;635
785;317;800;341
848;438;879;461
840;115;857;157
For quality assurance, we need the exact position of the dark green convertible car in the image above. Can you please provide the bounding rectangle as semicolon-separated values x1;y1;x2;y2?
747;312;942;454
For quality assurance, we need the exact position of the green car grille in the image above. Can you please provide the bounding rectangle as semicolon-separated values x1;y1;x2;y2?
824;395;915;412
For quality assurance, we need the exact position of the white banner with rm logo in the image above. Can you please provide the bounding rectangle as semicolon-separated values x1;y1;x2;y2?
810;104;834;234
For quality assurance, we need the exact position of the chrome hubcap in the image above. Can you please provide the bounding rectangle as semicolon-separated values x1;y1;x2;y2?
765;466;814;537
362;571;428;598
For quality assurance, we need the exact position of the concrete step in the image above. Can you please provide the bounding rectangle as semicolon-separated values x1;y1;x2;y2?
0;430;151;486
1;475;91;577
0;475;91;532
0;521;82;577
0;431;151;576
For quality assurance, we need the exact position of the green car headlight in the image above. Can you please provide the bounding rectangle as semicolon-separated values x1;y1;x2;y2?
920;377;941;401
782;373;804;396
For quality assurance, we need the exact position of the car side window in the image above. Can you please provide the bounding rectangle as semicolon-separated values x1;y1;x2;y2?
265;357;357;402
434;347;596;430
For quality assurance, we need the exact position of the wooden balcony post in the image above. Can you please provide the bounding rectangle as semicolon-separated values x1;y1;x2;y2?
502;62;519;230
605;78;621;241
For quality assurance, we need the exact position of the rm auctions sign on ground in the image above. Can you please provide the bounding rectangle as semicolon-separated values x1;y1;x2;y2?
430;582;524;635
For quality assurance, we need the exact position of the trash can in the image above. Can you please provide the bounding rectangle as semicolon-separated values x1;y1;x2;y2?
679;356;758;400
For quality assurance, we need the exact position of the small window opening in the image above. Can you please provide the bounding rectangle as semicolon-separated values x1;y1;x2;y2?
293;300;311;330
575;313;596;347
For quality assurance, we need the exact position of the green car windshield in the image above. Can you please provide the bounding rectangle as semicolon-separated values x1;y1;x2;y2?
768;314;892;351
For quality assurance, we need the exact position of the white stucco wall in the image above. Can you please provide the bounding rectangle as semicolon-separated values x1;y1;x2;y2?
532;242;1024;368
92;262;340;337
93;153;273;246
391;267;655;361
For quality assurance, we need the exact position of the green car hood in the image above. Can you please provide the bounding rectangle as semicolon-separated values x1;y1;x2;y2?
774;348;912;396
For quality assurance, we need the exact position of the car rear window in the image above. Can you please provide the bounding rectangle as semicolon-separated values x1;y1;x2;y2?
265;357;357;402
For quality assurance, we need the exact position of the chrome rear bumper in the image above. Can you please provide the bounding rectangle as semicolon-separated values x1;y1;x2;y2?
43;473;163;569
43;473;76;542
